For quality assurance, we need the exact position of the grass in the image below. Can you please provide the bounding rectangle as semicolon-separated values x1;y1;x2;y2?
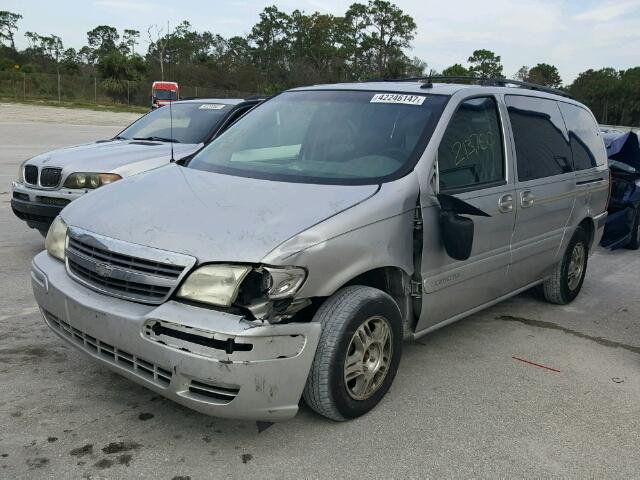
0;96;148;114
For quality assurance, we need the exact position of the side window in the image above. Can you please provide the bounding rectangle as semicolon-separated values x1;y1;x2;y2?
506;95;573;181
558;102;607;170
222;106;251;131
438;97;505;192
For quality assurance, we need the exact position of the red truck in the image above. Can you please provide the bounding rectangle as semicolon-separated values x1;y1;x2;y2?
151;81;179;109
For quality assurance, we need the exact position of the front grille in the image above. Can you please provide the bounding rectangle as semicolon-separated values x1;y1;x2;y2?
65;228;193;304
188;379;239;404
24;165;38;185
43;309;173;387
36;196;70;207
40;167;62;188
69;260;171;300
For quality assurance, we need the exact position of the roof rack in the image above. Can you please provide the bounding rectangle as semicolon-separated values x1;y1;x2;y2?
377;76;573;99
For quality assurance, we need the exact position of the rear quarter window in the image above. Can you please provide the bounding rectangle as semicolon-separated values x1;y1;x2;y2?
505;95;573;181
558;102;608;170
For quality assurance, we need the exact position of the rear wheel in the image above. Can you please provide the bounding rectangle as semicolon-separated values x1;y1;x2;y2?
303;286;403;421
626;208;640;250
542;227;589;305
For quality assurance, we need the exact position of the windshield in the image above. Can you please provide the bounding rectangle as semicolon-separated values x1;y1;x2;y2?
154;89;178;100
117;103;230;144
187;90;448;184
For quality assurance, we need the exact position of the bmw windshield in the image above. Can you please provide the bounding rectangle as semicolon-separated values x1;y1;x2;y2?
116;103;230;144
187;90;448;184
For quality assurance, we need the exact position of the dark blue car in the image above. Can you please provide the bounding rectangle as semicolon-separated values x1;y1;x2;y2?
601;130;640;249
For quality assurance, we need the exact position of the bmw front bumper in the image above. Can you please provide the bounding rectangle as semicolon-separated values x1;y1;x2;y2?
12;182;85;232
31;251;321;421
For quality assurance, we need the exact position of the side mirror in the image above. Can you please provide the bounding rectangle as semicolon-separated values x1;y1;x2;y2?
436;193;490;261
439;211;474;261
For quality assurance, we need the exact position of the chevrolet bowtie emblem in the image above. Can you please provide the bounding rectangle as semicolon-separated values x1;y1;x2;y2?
95;262;113;278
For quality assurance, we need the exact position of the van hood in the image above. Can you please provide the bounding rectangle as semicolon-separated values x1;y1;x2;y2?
61;164;379;262
26;140;200;177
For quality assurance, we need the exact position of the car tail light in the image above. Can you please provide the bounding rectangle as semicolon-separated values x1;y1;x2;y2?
606;169;613;209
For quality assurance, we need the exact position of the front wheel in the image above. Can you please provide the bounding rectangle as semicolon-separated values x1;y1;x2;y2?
303;286;403;421
542;227;589;305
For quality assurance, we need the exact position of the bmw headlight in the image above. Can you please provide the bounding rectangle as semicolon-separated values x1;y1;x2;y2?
17;161;26;183
45;216;68;261
176;264;307;308
64;172;121;189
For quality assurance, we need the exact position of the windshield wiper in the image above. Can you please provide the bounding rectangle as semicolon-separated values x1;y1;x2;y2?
133;136;180;143
113;135;128;140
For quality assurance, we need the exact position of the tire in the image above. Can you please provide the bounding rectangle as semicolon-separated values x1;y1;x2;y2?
303;285;403;421
542;226;589;305
625;209;640;250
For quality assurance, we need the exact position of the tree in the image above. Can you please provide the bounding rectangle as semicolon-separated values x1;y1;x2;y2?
365;0;417;77
569;68;620;124
0;11;22;49
467;49;503;78
442;63;470;77
87;25;119;63
122;29;140;56
514;65;529;82
618;67;640;126
23;32;64;73
527;63;562;88
405;56;427;76
340;3;371;80
61;47;81;73
249;6;292;86
146;24;171;80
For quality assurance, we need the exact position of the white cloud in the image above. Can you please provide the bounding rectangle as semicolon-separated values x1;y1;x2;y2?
574;0;640;22
93;0;157;13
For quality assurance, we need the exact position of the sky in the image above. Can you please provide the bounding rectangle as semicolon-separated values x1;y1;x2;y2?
4;0;640;83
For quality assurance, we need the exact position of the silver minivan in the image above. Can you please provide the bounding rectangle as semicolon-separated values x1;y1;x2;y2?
31;80;610;421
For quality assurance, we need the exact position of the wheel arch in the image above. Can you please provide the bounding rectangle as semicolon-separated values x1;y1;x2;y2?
577;216;595;249
312;266;414;337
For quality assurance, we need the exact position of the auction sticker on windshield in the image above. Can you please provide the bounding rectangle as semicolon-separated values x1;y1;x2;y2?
370;93;426;106
199;104;227;110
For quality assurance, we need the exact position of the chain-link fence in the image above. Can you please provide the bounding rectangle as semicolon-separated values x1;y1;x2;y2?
0;72;255;108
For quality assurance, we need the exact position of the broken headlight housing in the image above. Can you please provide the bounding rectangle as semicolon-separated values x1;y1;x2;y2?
64;172;122;189
176;264;307;311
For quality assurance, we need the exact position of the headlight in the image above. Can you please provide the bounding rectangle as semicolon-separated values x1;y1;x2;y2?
45;216;68;261
64;173;121;189
263;266;307;299
176;264;307;307
176;264;252;307
17;159;31;183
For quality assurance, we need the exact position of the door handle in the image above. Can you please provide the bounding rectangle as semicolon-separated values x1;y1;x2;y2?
498;194;513;213
521;191;535;208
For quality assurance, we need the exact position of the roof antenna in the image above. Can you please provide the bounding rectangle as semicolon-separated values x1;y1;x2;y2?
169;86;174;162
167;20;175;163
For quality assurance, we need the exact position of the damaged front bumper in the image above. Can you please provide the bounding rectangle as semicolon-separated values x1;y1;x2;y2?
31;251;321;421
